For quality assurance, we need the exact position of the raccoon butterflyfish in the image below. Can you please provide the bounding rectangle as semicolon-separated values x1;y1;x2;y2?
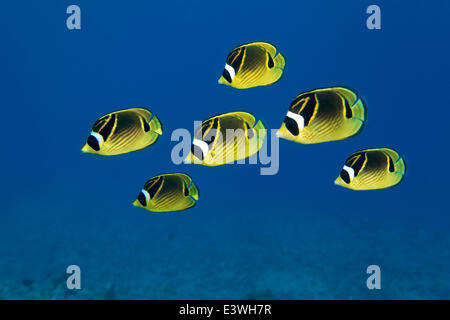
277;87;366;144
184;111;266;166
81;108;162;156
133;173;199;212
218;42;286;89
335;148;406;190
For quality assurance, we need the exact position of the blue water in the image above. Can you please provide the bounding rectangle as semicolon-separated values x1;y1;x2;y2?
1;0;449;299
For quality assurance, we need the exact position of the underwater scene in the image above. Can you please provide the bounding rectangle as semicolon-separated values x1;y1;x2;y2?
1;0;449;299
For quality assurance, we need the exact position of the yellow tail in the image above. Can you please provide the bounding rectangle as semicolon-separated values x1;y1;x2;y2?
274;52;286;70
149;115;162;135
188;183;199;200
395;157;406;175
351;98;366;121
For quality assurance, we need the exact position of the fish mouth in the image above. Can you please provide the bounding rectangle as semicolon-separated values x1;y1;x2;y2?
183;156;192;164
81;144;90;153
334;178;341;186
218;77;226;85
132;200;140;207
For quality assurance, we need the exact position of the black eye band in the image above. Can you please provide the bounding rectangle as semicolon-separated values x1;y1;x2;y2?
87;135;100;151
340;170;351;184
191;144;204;161
222;69;232;83
137;192;147;206
284;116;299;136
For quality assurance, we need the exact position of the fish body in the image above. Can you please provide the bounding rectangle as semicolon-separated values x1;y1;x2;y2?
184;111;266;166
218;42;285;89
133;173;199;212
82;108;162;156
277;87;366;144
335;148;406;190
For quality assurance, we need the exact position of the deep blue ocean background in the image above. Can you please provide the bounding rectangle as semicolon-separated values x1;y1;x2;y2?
1;0;449;299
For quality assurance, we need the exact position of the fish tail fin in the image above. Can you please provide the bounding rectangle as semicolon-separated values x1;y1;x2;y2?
252;120;267;150
253;120;266;139
149;115;163;135
188;183;199;200
263;53;285;85
351;98;366;121
253;119;266;131
395;157;406;175
274;52;286;70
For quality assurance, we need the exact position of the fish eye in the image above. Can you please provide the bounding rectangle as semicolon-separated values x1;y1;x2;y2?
87;135;100;151
137;191;147;206
284;116;299;136
340;169;351;184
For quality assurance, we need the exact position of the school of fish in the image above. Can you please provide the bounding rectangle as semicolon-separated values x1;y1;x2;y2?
82;41;406;212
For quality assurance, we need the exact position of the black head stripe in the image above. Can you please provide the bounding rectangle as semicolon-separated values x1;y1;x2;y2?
267;53;274;68
137;192;147;206
346;152;366;177
229;47;245;72
340;169;351;184
299;94;317;127
148;177;163;199
87;135;100;151
289;94;316;127
191;144;204;161
203;118;219;147
226;48;239;62
222;69;232;83
201;118;216;137
99;114;116;141
284;116;299;136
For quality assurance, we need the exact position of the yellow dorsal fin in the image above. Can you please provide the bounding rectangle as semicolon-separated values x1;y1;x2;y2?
229;111;256;126
332;87;358;105
172;173;193;186
204;112;256;127
129;108;152;122
248;42;277;57
379;148;400;162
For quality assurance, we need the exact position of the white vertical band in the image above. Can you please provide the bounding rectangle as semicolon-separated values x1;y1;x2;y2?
90;131;104;145
286;111;305;130
141;189;150;201
224;64;236;81
343;165;355;181
193;139;209;158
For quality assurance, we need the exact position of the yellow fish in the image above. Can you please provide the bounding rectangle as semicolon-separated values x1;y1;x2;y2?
277;87;366;144
133;173;199;212
218;42;285;89
82;108;162;156
335;148;406;190
184;111;266;166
